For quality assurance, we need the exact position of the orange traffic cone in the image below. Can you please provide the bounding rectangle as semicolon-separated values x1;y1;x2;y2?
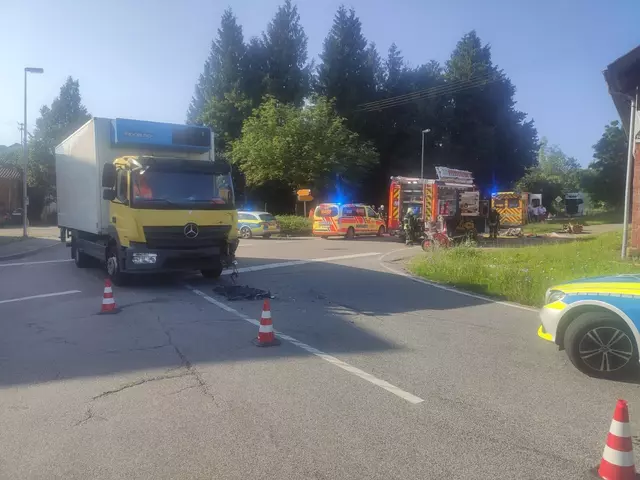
597;399;637;480
252;299;280;347
99;279;119;314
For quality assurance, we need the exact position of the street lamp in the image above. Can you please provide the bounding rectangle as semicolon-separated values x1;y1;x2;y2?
420;128;430;180
23;67;44;238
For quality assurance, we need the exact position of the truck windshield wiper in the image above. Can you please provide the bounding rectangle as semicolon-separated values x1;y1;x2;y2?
140;198;178;206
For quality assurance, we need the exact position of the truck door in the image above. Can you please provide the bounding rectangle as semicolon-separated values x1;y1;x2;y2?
110;169;137;246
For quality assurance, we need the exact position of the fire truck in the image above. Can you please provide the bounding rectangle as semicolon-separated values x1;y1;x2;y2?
387;167;487;241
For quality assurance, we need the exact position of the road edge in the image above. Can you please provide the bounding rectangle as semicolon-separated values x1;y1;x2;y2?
0;241;61;262
378;248;538;313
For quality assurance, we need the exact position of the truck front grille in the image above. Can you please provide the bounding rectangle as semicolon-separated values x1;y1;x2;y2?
143;225;231;250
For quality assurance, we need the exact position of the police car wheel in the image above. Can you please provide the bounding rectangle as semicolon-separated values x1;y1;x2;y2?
377;226;385;237
240;227;252;239
564;311;638;378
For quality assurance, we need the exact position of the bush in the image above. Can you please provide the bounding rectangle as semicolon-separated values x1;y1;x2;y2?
276;215;312;236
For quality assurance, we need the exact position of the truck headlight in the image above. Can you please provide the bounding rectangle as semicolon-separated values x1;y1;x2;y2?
132;253;157;264
545;289;565;305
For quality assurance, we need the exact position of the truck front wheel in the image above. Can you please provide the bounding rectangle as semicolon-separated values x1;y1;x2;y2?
106;246;128;286
201;264;223;279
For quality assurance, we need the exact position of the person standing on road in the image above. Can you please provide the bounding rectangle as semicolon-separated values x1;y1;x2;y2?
403;208;419;246
539;205;547;222
488;208;500;239
378;205;386;222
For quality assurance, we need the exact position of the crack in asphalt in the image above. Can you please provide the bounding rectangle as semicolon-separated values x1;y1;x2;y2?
92;371;191;399
158;316;217;404
104;343;172;354
74;407;107;426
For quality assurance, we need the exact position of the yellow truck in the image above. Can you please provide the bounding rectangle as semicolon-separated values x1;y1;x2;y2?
55;118;238;284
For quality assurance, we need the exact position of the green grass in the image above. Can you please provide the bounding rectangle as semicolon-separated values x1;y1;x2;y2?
408;231;638;307
524;210;623;235
275;215;312;236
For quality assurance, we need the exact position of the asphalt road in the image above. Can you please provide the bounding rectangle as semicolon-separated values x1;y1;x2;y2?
1;235;638;479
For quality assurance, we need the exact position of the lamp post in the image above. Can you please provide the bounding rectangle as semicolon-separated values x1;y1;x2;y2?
420;128;431;180
23;67;44;238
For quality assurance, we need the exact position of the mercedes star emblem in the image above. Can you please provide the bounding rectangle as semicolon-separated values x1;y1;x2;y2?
184;223;199;239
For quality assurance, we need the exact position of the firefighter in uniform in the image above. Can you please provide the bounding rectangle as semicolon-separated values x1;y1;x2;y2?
403;208;419;245
488;208;500;239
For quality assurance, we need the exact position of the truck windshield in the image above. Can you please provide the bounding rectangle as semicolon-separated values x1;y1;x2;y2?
131;169;234;210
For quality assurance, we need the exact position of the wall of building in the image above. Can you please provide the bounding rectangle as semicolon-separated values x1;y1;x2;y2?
0;178;20;213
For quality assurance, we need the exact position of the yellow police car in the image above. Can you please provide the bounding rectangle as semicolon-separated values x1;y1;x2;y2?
539;275;640;378
237;211;280;239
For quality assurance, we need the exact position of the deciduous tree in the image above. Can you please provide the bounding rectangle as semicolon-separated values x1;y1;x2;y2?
230;96;377;195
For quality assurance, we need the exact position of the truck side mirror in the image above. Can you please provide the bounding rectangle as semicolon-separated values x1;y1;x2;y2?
103;189;116;201
102;164;116;188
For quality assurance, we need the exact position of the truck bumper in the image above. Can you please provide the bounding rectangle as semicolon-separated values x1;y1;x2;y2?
122;239;238;273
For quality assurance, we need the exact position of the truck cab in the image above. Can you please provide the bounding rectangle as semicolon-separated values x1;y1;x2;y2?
56;118;238;284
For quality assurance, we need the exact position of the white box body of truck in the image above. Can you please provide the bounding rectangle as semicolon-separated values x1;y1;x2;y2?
55;117;213;235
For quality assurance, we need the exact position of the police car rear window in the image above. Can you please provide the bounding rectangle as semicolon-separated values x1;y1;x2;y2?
259;214;276;222
315;206;338;217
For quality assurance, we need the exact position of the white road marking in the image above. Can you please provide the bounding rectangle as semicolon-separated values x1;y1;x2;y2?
379;249;538;312
224;252;381;275
237;244;254;247
0;259;73;267
186;285;424;405
0;290;81;305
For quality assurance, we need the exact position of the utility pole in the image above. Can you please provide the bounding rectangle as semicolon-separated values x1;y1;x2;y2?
22;67;44;238
621;87;638;259
420;129;430;180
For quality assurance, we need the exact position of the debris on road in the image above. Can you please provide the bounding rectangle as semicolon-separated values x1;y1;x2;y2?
212;284;273;301
562;222;584;234
252;299;280;347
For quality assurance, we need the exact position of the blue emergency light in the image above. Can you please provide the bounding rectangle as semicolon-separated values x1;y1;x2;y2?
111;118;211;153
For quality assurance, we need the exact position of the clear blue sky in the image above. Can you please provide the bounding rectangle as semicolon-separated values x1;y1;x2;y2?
1;0;638;165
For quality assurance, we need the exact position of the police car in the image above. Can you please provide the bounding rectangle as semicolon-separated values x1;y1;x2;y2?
539;275;640;378
237;211;280;239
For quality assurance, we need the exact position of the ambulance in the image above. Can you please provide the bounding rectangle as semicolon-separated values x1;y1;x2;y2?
312;203;386;239
491;191;542;226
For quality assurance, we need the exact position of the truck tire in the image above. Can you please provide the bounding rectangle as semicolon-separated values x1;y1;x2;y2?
564;311;638;378
72;238;91;268
106;245;128;286
201;264;223;279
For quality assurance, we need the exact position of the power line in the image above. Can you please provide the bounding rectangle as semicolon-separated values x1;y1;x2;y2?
356;74;500;112
357;73;492;109
357;75;497;112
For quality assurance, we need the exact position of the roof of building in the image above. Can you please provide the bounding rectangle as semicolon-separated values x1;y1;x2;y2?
603;45;640;135
0;166;21;180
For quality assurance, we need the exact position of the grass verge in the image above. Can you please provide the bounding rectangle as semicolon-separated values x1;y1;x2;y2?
408;232;638;307
275;215;312;236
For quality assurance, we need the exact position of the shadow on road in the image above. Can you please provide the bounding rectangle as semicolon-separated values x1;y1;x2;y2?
0;253;497;387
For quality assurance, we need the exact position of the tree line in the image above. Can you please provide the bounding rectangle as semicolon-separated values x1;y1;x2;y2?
0;0;629;219
187;1;539;211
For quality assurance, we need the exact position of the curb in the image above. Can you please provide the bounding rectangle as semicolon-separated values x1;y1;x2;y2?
378;248;538;313
0;241;61;262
